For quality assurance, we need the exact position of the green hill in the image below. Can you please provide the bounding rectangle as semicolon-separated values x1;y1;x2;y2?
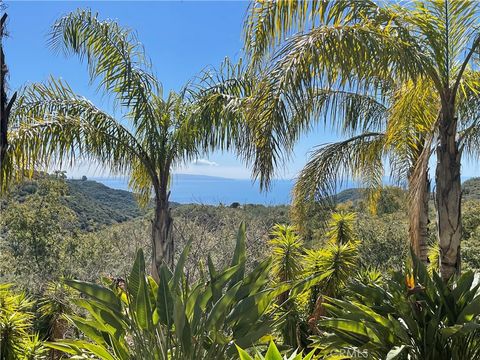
65;179;144;230
3;177;145;231
462;177;480;201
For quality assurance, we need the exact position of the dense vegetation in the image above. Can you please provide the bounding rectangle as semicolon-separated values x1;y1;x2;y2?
1;174;480;358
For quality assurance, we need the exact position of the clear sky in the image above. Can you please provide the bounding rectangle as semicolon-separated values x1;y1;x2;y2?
4;1;480;181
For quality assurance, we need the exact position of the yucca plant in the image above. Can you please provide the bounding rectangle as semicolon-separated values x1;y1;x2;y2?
304;241;359;302
48;223;287;359
314;255;480;359
0;284;47;360
304;211;360;307
269;224;304;348
236;342;315;360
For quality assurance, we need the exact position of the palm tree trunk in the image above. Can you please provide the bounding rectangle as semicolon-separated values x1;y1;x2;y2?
0;14;9;188
151;190;174;282
409;174;430;264
436;104;462;281
0;14;16;191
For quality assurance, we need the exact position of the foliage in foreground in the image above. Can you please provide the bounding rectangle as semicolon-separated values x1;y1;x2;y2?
315;256;480;359
0;284;48;360
237;342;315;360
48;224;285;359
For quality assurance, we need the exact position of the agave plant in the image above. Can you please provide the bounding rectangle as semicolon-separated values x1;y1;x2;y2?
237;342;315;360
48;223;288;359
314;255;480;359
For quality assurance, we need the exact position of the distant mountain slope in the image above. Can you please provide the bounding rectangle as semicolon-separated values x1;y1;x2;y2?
7;176;479;233
333;177;480;204
66;179;144;230
462;178;480;201
334;188;364;203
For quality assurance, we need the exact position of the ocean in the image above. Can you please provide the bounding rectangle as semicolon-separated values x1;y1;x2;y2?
91;174;296;205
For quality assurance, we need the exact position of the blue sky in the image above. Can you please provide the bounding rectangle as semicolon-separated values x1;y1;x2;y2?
4;1;480;182
5;0;332;180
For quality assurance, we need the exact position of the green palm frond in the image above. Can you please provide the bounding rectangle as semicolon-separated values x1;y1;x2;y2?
457;70;480;157
9;78;147;176
292;132;385;209
194;59;389;190
243;19;428;189
50;9;160;124
244;0;411;67
192;59;258;170
386;79;438;183
408;0;479;85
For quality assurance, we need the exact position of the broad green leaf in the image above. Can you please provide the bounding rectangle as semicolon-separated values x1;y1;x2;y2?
135;268;152;330
172;236;192;292
228;222;247;288
128;249;146;302
264;341;282;360
65;279;121;312
457;296;480;323
206;282;242;330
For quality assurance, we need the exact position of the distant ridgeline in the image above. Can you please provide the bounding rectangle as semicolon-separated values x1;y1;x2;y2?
4;175;480;231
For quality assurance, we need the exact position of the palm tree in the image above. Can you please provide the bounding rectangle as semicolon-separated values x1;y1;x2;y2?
243;0;480;280
195;58;436;264
293;79;439;264
7;10;208;280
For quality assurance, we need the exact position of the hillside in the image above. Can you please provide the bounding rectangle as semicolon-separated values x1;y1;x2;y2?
463;177;480;201
66;179;145;230
7;176;480;233
3;177;145;231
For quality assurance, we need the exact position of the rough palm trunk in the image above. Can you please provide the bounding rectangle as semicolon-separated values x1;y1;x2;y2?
0;13;16;191
0;14;8;188
409;174;430;264
436;102;462;281
151;190;174;282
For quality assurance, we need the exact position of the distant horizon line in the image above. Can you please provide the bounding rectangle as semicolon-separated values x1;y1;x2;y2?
69;173;479;183
69;173;297;182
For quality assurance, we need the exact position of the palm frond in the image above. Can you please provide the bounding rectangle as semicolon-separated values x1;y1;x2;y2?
191;58;256;157
193;58;390;190
244;0;411;66
50;9;160;124
9;78;149;178
386;79;438;183
408;0;479;85
292;132;385;210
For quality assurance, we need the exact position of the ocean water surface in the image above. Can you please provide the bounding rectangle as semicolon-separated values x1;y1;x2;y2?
92;174;295;205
